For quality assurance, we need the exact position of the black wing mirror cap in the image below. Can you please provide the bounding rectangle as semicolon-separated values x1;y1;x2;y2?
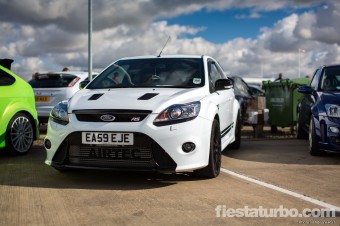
215;79;233;91
298;85;313;94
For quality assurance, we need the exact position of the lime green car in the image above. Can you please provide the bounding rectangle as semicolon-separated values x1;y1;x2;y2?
0;59;39;154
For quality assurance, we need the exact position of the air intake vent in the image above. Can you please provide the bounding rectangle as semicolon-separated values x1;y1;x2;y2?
88;93;104;100
138;93;159;100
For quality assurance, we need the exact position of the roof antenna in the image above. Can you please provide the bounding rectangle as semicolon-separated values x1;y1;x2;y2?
158;36;171;57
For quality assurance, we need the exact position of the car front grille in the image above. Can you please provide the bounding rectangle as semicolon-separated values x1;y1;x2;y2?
51;132;177;171
68;145;156;168
73;109;152;122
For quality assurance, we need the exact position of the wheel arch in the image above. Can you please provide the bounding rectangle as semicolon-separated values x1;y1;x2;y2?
17;110;39;141
2;100;39;142
213;114;220;124
233;99;241;123
4;110;39;146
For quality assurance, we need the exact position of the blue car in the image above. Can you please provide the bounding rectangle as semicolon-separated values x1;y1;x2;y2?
297;64;340;155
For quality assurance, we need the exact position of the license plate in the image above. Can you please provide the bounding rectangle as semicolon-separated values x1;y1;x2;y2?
35;96;50;102
82;132;134;145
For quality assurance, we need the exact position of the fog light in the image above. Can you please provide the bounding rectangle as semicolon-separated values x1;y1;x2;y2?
332;137;340;144
182;142;196;153
44;139;51;149
329;126;339;133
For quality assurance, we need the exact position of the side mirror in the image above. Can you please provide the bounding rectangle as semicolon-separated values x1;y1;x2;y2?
215;79;233;91
79;80;90;89
298;85;313;94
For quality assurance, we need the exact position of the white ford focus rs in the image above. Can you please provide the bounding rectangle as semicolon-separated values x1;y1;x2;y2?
44;55;240;178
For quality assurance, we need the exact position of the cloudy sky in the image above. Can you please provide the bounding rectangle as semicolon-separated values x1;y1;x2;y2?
1;0;339;81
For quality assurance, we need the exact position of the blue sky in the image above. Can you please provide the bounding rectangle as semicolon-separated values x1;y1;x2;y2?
165;6;321;43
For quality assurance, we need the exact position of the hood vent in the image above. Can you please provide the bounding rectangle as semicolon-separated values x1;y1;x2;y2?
138;93;159;100
88;93;104;100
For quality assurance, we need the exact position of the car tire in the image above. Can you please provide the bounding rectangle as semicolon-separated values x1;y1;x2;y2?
53;167;71;173
296;111;308;139
229;112;241;149
194;119;221;178
270;125;278;133
309;117;325;156
5;113;34;155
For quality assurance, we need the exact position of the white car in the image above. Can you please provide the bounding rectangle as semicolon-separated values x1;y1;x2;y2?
28;71;96;123
44;55;241;178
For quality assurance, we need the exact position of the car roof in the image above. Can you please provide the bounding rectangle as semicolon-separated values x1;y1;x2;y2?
119;55;205;60
230;76;246;81
321;64;340;69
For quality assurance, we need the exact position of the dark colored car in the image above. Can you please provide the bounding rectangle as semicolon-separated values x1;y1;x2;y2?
248;84;265;96
297;64;340;155
230;76;254;123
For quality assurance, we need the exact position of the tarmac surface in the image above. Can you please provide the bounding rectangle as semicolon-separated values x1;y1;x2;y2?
0;126;339;226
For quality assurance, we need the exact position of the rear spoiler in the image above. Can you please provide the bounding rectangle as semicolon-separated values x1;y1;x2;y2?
0;59;14;70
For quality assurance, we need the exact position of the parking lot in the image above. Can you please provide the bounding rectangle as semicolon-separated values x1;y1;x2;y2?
0;127;338;226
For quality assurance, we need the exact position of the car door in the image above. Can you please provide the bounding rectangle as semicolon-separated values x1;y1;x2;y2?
233;77;253;122
0;68;16;126
207;59;234;138
300;69;321;129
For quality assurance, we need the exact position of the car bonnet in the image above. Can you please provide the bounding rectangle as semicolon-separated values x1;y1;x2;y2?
68;88;205;114
320;92;340;105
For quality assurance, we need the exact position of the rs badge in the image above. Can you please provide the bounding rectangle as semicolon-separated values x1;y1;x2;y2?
131;117;141;122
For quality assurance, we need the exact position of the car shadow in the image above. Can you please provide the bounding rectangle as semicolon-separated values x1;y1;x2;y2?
223;139;340;165
0;145;205;190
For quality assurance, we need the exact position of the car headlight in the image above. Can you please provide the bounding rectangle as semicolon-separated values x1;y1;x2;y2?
325;104;340;118
50;100;69;125
153;101;201;126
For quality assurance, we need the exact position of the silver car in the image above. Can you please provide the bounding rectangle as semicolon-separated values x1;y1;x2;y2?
29;71;94;123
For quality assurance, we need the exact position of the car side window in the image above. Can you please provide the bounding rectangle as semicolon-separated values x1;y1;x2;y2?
310;69;321;90
0;69;15;86
237;79;251;96
320;67;340;91
208;60;224;92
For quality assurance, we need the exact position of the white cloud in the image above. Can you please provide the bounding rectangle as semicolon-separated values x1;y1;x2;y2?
294;2;340;45
259;14;300;52
12;57;46;80
235;12;261;19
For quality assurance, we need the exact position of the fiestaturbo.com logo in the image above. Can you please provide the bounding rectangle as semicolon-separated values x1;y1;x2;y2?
215;205;336;218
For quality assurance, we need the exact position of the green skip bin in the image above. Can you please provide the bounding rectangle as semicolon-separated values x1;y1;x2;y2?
262;78;310;133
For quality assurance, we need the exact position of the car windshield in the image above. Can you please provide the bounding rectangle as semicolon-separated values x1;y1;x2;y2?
249;85;264;96
28;73;79;88
87;58;204;89
320;67;340;92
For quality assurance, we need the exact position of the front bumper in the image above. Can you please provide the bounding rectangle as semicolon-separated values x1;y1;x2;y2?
49;132;178;172
316;115;340;153
45;113;213;172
